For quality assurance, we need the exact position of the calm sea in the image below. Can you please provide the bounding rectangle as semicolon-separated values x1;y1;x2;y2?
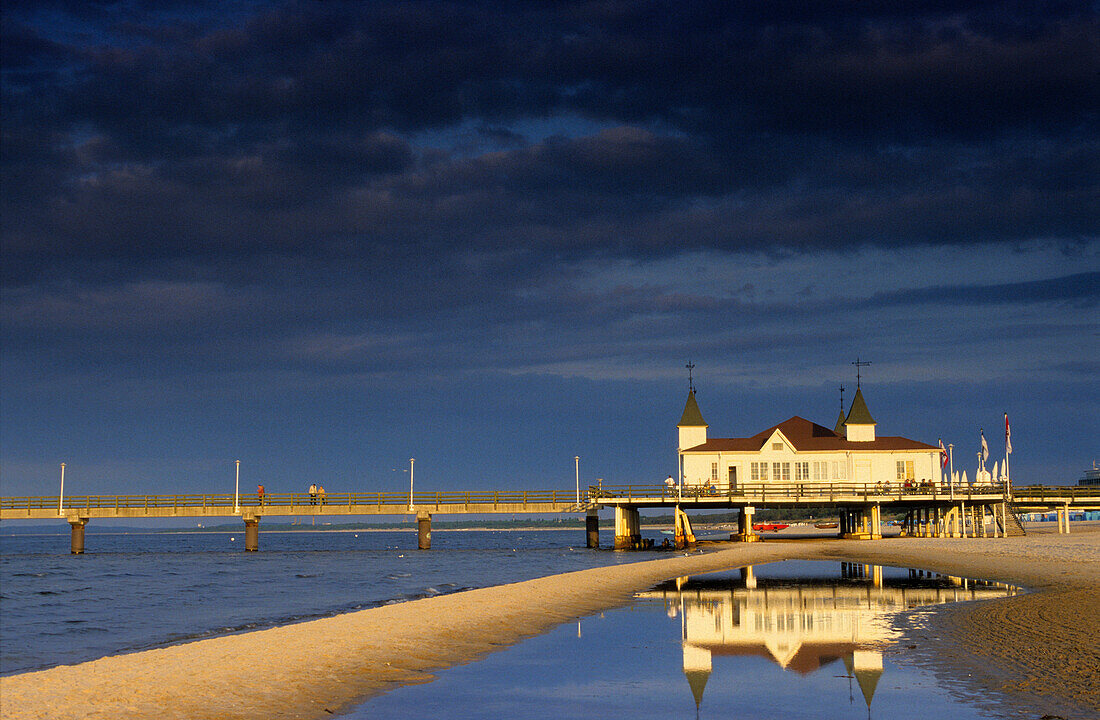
0;528;645;675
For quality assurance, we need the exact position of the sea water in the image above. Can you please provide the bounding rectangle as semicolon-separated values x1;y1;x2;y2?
1;534;1059;719
0;528;643;675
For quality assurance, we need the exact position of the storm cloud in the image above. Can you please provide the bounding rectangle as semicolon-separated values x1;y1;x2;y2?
1;1;1097;494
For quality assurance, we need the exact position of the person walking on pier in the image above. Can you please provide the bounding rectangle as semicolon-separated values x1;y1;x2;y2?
318;485;327;506
257;484;265;506
308;483;317;505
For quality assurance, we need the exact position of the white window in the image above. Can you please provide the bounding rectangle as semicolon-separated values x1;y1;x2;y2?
795;462;809;481
773;462;791;482
833;461;847;480
812;461;828;480
711;463;718;481
751;462;769;482
772;442;784;451
896;460;914;482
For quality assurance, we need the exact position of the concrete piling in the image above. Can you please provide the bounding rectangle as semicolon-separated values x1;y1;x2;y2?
674;506;696;549
244;517;259;551
613;506;641;550
585;510;599;548
733;506;758;542
417;512;432;549
68;517;87;554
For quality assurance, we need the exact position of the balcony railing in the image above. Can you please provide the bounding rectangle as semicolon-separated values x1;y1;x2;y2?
588;481;1011;502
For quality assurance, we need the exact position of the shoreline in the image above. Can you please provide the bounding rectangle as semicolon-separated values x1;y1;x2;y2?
2;527;1097;719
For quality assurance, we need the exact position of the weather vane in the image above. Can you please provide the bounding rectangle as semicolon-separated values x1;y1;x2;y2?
686;360;696;393
852;357;871;389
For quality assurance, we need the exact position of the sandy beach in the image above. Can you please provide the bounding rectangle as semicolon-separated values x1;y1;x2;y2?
2;525;1097;720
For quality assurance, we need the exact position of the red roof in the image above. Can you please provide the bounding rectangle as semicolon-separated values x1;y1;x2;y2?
683;416;937;453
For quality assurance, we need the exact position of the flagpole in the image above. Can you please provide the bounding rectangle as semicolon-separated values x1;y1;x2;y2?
1004;413;1012;498
941;439;952;501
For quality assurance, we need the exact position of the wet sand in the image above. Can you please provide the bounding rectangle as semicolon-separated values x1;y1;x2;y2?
2;527;1097;719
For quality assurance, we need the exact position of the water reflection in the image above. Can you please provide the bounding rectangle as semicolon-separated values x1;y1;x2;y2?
638;563;1018;715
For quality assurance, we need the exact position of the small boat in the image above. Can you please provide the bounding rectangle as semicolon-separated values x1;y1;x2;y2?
814;522;839;529
752;522;789;532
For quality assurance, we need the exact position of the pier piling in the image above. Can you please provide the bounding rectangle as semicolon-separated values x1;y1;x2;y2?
613;506;640;550
417;512;432;550
585;509;599;548
732;506;758;542
68;517;88;554
243;516;260;551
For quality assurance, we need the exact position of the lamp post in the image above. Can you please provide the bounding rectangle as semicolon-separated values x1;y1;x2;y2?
408;458;415;510
58;463;66;516
234;460;240;513
574;456;580;504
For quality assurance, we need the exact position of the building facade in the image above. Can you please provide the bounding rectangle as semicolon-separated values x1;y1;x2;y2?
677;388;941;490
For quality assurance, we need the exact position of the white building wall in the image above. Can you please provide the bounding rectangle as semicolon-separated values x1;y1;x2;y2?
681;448;940;490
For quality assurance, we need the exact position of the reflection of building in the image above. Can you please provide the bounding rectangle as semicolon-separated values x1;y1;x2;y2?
677;388;940;492
639;565;1017;713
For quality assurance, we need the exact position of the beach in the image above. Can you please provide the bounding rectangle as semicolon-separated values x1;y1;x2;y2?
2;525;1097;720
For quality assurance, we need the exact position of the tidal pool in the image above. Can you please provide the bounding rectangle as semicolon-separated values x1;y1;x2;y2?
349;560;1020;719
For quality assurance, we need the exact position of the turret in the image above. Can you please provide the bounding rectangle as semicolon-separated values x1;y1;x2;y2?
852;650;884;708
678;391;708;450
682;643;712;711
844;387;876;442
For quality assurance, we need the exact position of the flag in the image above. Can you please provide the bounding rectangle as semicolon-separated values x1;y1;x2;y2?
980;430;989;462
938;439;949;469
1005;413;1012;455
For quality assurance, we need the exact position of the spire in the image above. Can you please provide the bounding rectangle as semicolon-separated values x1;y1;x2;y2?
679;391;708;427
684;669;710;710
845;387;875;425
844;387;876;442
677;363;708;450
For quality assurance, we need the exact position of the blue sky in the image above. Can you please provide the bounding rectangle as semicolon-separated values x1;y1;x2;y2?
2;1;1097;498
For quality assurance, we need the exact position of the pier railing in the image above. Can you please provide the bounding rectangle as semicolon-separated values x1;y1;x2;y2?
0;489;580;513
589;481;1011;503
1009;486;1100;501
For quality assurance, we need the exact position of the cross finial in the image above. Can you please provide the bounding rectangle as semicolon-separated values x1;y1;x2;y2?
686;360;696;393
839;384;845;412
852;357;871;388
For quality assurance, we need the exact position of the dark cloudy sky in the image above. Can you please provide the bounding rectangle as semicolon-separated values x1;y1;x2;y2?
2;1;1097;499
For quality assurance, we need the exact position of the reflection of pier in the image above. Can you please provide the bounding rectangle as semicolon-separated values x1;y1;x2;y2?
638;564;1018;712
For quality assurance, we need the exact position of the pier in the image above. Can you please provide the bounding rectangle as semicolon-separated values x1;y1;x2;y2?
0;490;583;553
3;483;1098;553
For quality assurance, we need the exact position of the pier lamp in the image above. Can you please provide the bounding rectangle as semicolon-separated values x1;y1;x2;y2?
58;463;66;516
575;456;580;504
235;460;240;513
409;458;415;510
